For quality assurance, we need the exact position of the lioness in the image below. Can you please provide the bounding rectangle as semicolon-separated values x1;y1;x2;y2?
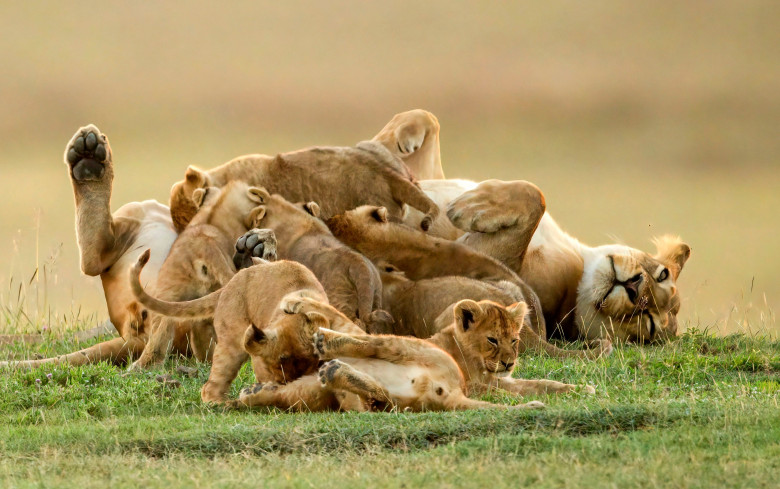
130;249;326;403
411;179;691;342
378;265;612;360
236;186;389;331
236;299;548;412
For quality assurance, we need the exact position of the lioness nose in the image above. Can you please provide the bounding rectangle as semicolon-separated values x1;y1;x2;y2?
622;274;643;304
501;361;514;369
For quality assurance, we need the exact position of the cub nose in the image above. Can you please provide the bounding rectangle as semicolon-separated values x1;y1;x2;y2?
501;361;514;370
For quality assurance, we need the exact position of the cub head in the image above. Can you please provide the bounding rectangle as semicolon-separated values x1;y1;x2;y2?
169;166;212;232
242;309;326;384
451;299;527;378
576;235;691;343
243;188;324;232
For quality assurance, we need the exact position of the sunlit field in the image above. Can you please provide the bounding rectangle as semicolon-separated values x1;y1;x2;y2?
0;2;778;488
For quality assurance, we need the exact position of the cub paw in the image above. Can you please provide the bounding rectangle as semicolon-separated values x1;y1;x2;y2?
240;383;265;397
312;330;326;356
65;124;110;182
589;338;614;357
582;385;597;395
317;359;343;386
233;228;277;270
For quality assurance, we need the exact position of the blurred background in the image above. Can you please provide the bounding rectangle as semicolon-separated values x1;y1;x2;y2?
0;1;777;334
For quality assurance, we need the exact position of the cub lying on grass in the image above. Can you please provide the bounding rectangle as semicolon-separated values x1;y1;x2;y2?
378;265;612;360
130;249;326;403
234;297;595;412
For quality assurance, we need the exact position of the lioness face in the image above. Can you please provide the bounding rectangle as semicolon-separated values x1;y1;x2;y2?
452;300;527;378
242;311;324;384
576;236;690;343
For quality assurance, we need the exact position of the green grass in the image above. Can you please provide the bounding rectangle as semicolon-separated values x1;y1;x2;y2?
1;329;779;488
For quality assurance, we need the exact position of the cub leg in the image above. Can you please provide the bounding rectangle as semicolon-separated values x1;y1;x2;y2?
201;321;249;403
128;316;180;370
448;180;546;273
445;393;546;411
317;359;392;408
0;336;144;369
371;109;444;180
189;320;216;362
64;125;140;276
235;376;339;412
496;377;596;395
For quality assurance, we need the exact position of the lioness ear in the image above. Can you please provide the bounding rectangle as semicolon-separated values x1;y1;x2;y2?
185;166;208;187
506;302;528;322
652;235;691;279
303;202;321;218
243;323;270;354
370;207;388;223
247;187;271;204
246;206;267;229
453;299;482;332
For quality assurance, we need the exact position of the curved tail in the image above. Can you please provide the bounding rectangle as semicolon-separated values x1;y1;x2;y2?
130;249;222;319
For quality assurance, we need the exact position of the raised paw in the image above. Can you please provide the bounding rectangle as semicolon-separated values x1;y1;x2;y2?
65;124;111;182
317;359;343;386
233;228;277;270
312;330;326;357
446;180;544;234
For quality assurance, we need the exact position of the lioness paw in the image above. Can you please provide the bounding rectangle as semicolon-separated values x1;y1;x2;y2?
65;124;110;182
582;385;597;395
240;383;265;397
233;228;277;270
589;338;614;357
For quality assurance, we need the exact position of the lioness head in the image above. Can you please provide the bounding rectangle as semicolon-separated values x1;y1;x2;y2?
451;299;527;378
576;235;691;343
242;309;326;384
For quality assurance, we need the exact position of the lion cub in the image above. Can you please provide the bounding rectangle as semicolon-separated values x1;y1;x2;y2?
379;265;612;360
236;298;546;412
239;186;391;331
130;249;326;404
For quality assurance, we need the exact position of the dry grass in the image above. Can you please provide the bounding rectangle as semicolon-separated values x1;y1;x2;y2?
0;1;777;334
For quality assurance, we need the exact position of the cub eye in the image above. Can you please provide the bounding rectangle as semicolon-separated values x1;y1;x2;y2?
487;337;498;346
511;338;519;345
657;268;669;282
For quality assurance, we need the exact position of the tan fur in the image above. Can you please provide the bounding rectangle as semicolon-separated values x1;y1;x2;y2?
371;109;444;180
128;182;276;370
168;141;439;233
419;179;691;343
130;250;327;403
235;299;546;412
241;187;388;330
378;266;611;360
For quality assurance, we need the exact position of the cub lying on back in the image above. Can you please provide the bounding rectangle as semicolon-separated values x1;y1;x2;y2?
378;265;612;360
272;297;597;398
169;141;439;233
130;249;326;404
236;298;547;412
237;186;390;331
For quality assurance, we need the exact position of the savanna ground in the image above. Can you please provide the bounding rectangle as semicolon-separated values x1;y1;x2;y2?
1;2;778;488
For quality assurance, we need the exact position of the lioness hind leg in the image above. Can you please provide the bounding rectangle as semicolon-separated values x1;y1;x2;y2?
0;336;144;369
372;109;444;180
65;125;137;276
317;360;392;409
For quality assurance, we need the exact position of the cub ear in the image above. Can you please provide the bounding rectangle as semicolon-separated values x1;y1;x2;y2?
506;302;528;322
370;206;389;223
303;202;321;218
243;323;271;354
246;206;267;229
453;299;483;332
185;166;208;187
191;188;208;208
247;187;271;204
303;311;329;336
652;235;691;279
